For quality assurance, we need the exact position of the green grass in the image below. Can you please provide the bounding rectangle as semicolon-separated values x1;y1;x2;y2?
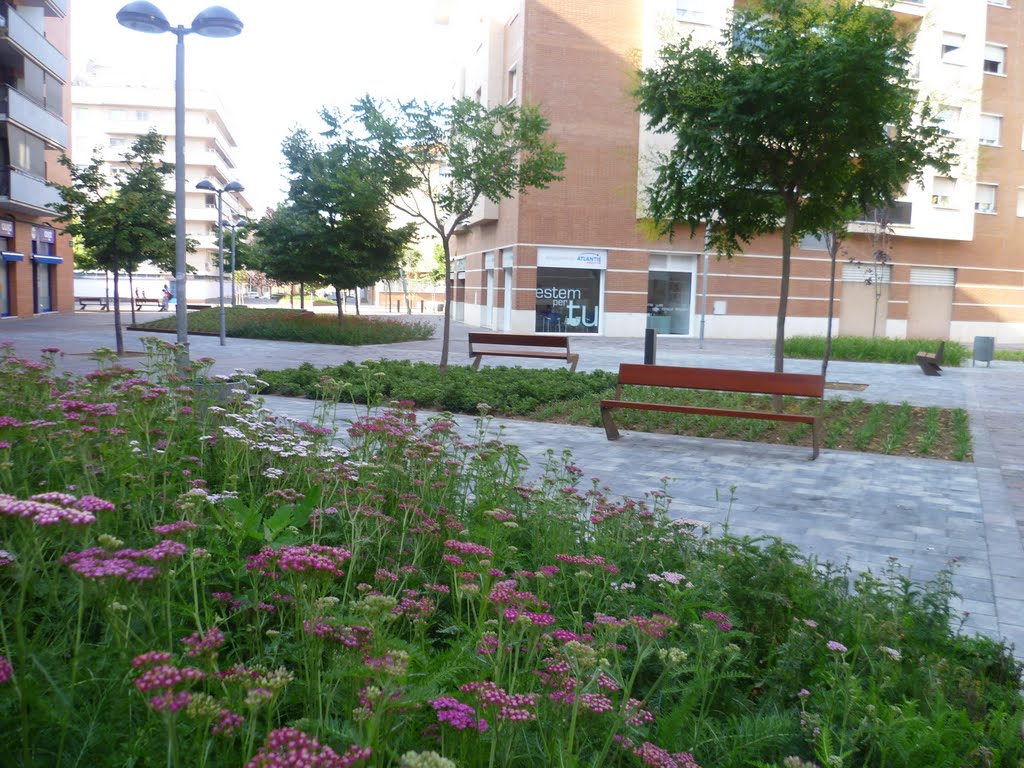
256;361;973;461
785;335;967;366
132;306;433;345
994;349;1024;362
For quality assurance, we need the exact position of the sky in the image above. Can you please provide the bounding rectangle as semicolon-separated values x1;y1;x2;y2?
72;1;456;213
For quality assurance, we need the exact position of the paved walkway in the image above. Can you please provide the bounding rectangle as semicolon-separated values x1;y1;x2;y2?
3;309;1023;648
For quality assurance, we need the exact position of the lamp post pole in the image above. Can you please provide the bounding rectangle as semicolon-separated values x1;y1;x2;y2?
173;25;187;355
197;180;244;346
223;219;244;306
116;1;243;364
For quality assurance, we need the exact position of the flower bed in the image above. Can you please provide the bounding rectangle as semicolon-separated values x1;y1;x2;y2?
0;339;1020;767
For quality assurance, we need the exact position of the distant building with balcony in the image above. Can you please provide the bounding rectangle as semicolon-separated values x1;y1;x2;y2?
442;0;1024;343
0;0;72;318
71;69;253;301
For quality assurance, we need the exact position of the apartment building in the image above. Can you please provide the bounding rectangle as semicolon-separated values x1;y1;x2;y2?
0;0;72;319
442;0;1024;343
71;73;253;300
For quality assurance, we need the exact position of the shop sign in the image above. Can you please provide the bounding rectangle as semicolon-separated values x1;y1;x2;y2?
537;247;607;270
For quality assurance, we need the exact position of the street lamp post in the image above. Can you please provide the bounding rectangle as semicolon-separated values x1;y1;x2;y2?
222;219;246;306
116;1;242;362
197;180;244;346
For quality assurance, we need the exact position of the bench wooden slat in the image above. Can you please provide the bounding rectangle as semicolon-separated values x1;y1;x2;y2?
601;363;823;459
616;363;824;398
468;332;578;372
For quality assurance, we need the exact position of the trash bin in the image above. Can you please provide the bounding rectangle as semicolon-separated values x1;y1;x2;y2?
973;336;995;367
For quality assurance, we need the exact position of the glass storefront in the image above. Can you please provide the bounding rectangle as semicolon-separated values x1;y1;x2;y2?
535;267;601;333
647;270;693;335
0;262;8;316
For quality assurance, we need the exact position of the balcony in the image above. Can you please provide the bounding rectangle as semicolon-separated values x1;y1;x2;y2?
0;7;68;81
0;86;66;149
0;166;60;215
856;201;914;227
17;0;67;18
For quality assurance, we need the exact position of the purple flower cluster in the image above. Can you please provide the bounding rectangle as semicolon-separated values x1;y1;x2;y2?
134;663;206;693
443;539;494;558
0;655;12;684
180;626;226;658
502;608;556;626
631;613;678;638
826;640;848;653
554;553;620;573
429;696;489;732
63;539;187;582
459;681;539;721
0;492;115;527
151;520;198;536
246;544;352;579
701;611;733;632
303;617;373;650
247;727;371;768
212;708;244;736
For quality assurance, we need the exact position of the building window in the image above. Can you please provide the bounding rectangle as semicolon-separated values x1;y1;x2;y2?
931;176;956;207
676;0;707;23
535;268;601;333
989;0;1009;6
975;183;997;213
979;113;1002;145
109;137;127;147
983;44;1006;75
136;110;149;121
941;32;966;65
937;105;961;136
799;233;828;251
108;109;128;121
507;65;518;103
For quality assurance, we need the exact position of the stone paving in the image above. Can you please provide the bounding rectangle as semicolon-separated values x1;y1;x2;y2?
3;309;1023;648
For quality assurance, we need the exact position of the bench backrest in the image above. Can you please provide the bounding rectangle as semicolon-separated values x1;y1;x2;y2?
469;332;569;349
617;363;824;398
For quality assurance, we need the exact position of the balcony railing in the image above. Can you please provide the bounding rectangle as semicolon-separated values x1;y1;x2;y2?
0;85;67;149
857;201;913;227
0;165;60;215
0;7;68;81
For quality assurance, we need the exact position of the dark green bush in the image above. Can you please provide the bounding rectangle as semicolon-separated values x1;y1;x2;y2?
785;336;967;366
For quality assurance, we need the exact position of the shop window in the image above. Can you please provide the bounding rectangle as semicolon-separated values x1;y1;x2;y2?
535;268;601;333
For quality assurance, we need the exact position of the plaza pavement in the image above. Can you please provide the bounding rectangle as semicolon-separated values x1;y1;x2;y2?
2;308;1023;649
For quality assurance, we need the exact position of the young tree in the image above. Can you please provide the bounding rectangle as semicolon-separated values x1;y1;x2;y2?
351;96;565;373
635;0;952;375
50;131;175;354
262;123;415;319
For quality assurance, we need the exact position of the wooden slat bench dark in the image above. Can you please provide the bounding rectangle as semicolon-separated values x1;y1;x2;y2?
468;332;579;372
77;297;109;311
134;297;162;311
915;341;945;376
600;363;825;460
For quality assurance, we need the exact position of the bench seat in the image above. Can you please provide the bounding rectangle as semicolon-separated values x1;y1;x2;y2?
600;363;824;459
915;341;945;376
468;332;579;372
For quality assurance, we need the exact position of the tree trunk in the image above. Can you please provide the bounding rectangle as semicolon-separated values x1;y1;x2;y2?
300;281;305;310
822;232;841;379
439;238;453;375
355;291;361;316
400;267;412;314
772;196;797;410
335;287;343;320
128;271;137;326
112;262;125;356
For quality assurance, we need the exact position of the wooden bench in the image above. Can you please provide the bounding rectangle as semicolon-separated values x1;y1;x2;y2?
134;297;163;311
600;363;825;460
77;297;109;311
468;332;579;372
915;341;945;376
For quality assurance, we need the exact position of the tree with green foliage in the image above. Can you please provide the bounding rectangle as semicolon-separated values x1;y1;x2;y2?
254;122;415;319
50;131;176;354
352;96;565;373
635;0;953;375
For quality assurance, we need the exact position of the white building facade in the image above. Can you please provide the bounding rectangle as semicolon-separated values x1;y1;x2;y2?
71;78;253;301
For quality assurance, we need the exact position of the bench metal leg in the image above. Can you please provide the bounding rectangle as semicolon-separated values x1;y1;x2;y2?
600;407;621;440
567;354;579;373
915;356;941;376
810;417;820;460
470;354;482;370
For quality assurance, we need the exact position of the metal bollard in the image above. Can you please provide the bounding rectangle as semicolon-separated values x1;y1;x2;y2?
644;328;657;365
